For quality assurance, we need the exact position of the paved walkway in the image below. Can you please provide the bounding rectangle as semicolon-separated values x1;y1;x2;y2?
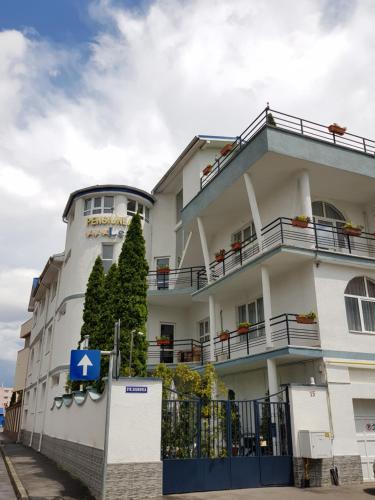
0;451;16;499
0;432;94;499
158;484;375;499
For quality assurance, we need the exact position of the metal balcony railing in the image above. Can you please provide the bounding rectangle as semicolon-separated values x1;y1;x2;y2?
200;107;375;190
147;314;319;366
147;266;205;291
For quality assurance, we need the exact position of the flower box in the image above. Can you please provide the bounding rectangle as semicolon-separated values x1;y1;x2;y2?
328;123;346;136
231;241;242;251
219;332;230;342
220;143;233;156
157;267;170;274
215;250;225;263
203;165;213;176
237;326;249;335
156;338;171;346
292;218;309;228
296;315;315;324
343;227;362;237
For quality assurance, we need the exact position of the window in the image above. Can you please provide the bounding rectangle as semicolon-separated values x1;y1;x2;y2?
83;196;114;216
237;297;265;339
102;244;114;273
176;227;184;267
127;198;150;221
198;319;210;343
312;201;346;249
345;277;375;333
232;223;256;244
176;190;183;223
51;374;60;388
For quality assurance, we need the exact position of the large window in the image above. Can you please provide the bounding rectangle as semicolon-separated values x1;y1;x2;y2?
345;277;375;333
232;222;256;244
237;298;264;339
312;201;346;249
102;244;114;273
127;199;150;222
156;257;170;289
198;319;210;343
84;196;114;216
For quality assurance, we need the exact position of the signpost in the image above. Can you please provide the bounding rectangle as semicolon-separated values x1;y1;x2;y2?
69;349;101;381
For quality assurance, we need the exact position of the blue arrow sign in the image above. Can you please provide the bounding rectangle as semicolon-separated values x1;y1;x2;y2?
70;350;101;381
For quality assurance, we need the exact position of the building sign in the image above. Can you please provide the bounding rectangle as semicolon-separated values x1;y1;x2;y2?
85;215;128;239
125;386;148;394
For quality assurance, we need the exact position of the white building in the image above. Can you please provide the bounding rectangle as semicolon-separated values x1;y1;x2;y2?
19;108;375;488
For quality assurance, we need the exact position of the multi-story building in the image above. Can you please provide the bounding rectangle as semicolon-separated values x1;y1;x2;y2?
19;108;375;486
0;386;13;410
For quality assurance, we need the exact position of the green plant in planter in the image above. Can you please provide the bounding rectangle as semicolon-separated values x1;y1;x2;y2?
266;113;276;127
343;221;363;230
293;215;310;223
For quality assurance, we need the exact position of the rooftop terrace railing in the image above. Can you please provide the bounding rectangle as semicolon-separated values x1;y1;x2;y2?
200;107;375;190
147;266;205;291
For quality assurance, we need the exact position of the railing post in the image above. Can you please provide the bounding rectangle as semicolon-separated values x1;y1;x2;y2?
332;132;336;144
280;218;284;244
228;335;231;360
300;118;304;135
197;270;200;290
239;246;243;266
284;387;293;456
190;267;193;287
226;400;232;457
286;315;291;345
254;400;261;457
347;234;352;254
363;138;367;154
313;217;319;249
200;342;204;366
246;329;250;355
197;399;201;458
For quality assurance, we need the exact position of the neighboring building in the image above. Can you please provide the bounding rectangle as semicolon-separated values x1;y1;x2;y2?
14;318;32;393
0;386;13;410
18;108;375;486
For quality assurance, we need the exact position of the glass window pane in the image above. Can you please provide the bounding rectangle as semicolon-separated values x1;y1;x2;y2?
176;190;183;222
138;203;144;215
325;203;344;221
362;300;375;332
94;197;102;208
145;207;150;221
247;302;256;323
238;305;247;323
104;196;114;208
84;199;91;212
243;226;251;241
232;231;241;243
127;200;136;213
366;279;375;298
156;258;169;268
257;297;264;322
102;244;113;260
345;297;362;331
312;201;324;217
345;277;366;296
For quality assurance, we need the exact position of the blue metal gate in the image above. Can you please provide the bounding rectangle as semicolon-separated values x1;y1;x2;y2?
162;389;293;494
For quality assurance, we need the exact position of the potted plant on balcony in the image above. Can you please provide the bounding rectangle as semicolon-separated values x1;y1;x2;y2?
328;123;346;136
231;241;242;251
219;330;230;342
291;215;310;228
266;112;276;127
220;143;233;156
295;312;316;324
237;322;251;335
157;264;170;274
202;164;213;176
215;249;226;263
156;336;171;346
343;221;363;237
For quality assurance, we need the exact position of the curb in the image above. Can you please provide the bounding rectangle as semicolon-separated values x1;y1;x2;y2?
0;444;29;499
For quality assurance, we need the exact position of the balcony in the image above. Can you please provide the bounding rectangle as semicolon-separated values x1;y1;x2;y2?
147;266;204;291
195;217;375;291
200;107;375;191
147;313;319;367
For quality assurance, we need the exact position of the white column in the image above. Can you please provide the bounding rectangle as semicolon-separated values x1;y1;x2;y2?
197;216;211;283
208;295;216;362
261;265;272;347
267;358;279;399
298;170;313;218
243;172;262;244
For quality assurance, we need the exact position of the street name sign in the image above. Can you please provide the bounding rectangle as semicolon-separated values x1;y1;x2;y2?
70;350;101;381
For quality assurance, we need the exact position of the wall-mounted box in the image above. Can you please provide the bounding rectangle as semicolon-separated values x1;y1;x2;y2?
299;430;332;459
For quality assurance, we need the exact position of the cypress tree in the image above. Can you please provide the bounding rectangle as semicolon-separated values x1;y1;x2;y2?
99;263;121;350
118;213;149;376
80;256;105;347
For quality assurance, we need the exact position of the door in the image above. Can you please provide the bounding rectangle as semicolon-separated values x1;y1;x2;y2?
354;399;375;481
156;257;170;290
160;324;174;363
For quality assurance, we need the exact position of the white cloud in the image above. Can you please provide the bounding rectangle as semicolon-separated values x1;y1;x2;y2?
0;0;375;369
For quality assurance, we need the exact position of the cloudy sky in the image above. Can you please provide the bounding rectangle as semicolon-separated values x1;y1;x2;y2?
0;0;374;385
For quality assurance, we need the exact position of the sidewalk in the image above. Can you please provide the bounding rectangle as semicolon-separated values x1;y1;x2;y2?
0;432;94;499
0;450;16;499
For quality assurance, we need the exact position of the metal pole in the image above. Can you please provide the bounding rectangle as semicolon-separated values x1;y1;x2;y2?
129;330;134;377
101;351;114;500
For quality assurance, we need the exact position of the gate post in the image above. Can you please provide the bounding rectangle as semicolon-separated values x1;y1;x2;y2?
226;400;232;457
254;400;261;457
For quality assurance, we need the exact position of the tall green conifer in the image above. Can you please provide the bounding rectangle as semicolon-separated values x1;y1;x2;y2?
118;213;149;376
80;256;105;346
